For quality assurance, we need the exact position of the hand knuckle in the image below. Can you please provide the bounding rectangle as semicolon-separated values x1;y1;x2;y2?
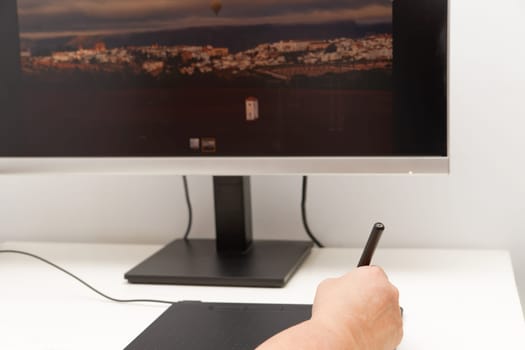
390;285;400;299
372;265;385;273
317;278;334;291
369;265;387;278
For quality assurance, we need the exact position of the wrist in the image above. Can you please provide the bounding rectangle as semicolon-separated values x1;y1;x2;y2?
306;317;362;350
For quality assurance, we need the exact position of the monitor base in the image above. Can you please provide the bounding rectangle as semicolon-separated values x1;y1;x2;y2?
124;239;313;287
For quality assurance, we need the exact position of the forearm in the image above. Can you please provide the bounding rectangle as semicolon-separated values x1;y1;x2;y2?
256;319;358;350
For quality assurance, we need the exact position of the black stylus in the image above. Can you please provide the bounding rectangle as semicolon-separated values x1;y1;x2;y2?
357;223;403;317
357;222;385;267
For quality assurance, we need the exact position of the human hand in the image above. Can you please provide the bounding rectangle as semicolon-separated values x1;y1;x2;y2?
310;266;403;350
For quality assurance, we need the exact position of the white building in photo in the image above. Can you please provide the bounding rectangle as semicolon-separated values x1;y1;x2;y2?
245;97;259;121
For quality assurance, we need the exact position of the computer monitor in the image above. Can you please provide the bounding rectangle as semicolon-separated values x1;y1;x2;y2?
0;0;448;287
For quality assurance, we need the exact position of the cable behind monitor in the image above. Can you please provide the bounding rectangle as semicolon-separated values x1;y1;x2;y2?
301;176;324;248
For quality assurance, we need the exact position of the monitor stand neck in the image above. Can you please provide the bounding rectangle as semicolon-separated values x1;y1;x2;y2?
124;175;313;287
213;176;253;255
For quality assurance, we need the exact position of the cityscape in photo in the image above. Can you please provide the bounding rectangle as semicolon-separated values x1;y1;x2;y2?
16;0;393;156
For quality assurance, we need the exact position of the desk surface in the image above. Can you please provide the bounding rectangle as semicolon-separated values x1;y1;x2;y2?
0;241;524;350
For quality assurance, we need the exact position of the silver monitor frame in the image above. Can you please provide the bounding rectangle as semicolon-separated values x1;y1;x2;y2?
0;157;449;175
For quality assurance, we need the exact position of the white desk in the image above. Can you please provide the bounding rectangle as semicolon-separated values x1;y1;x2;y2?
0;241;524;350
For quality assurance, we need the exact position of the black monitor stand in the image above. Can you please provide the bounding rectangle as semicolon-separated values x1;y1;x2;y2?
125;176;313;287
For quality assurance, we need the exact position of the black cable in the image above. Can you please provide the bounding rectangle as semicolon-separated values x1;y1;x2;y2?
0;250;177;305
301;176;324;248
182;175;322;247
182;175;193;240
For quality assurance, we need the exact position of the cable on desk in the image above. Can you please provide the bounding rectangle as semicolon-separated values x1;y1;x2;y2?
182;175;193;240
0;250;177;305
301;176;324;248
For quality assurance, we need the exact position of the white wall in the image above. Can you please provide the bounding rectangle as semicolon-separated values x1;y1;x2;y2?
1;0;524;309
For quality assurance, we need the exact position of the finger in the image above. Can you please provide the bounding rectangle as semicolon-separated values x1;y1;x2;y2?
359;265;389;280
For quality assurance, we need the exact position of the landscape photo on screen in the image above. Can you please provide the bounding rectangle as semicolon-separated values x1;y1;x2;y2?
17;0;393;156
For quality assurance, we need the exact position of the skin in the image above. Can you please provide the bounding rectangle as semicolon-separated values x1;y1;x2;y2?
257;266;403;350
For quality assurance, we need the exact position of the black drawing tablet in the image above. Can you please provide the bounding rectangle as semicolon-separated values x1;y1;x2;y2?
125;301;312;350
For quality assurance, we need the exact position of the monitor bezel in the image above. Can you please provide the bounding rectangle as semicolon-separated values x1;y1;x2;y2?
0;156;449;174
0;0;449;175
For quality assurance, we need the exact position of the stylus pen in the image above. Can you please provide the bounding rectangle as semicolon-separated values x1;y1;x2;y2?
357;222;385;267
357;223;404;317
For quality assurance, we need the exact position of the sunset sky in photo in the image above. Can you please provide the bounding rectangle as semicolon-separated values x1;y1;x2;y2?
18;0;392;38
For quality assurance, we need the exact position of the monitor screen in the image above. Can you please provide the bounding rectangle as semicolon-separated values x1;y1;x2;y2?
0;0;447;159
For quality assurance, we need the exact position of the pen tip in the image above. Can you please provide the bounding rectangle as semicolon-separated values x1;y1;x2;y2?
375;222;385;229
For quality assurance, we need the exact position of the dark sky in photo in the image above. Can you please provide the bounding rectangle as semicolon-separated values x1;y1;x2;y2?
17;0;392;38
